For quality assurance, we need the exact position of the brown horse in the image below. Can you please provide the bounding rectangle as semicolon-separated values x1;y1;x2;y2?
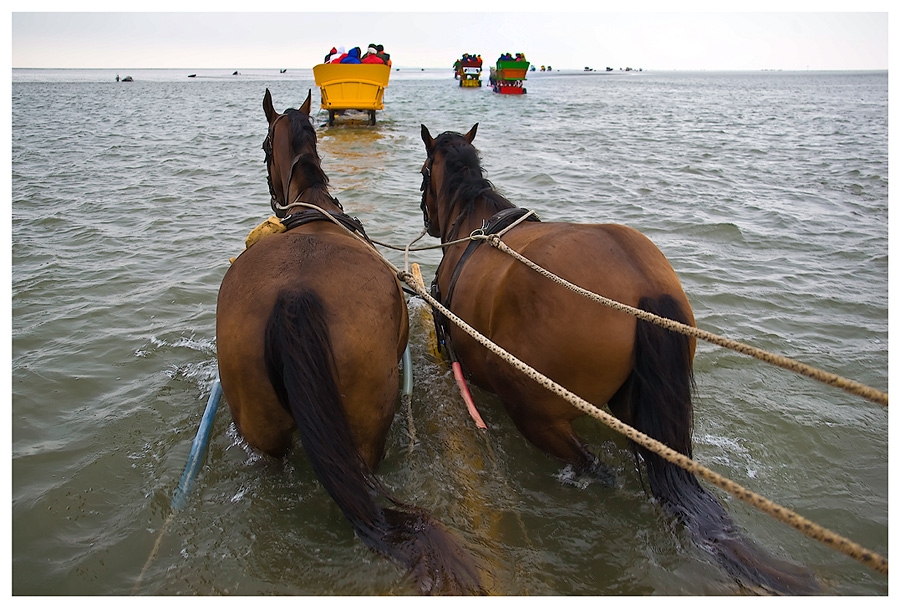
418;123;819;594
214;91;484;595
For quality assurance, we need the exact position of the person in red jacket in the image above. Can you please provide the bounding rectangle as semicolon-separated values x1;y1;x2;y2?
361;44;383;64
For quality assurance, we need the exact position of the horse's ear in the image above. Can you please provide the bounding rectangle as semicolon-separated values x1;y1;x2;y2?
421;124;434;152
263;88;277;124
300;89;312;115
464;123;478;144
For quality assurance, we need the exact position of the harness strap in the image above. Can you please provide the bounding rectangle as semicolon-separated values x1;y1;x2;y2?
281;208;370;241
431;207;540;351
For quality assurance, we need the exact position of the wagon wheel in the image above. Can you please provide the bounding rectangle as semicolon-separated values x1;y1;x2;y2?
368;110;376;126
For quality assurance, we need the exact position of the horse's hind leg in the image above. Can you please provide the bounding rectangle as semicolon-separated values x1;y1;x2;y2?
499;385;615;485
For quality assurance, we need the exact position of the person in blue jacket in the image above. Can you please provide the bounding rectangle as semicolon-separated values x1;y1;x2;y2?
340;47;362;64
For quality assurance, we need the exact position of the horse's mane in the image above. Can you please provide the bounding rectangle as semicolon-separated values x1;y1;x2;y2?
285;108;329;188
433;131;515;218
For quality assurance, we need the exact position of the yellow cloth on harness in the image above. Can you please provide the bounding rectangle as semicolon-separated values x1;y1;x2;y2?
229;216;286;263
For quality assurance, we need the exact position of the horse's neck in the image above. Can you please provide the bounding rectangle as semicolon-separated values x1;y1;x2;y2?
292;183;341;214
442;195;502;242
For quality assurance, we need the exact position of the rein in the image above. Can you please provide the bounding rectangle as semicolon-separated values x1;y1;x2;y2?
264;111;336;218
263;113;302;216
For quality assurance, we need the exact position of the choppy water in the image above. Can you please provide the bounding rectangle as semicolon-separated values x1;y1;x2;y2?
11;67;887;595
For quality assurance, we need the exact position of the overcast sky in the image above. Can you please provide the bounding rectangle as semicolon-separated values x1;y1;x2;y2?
8;3;890;72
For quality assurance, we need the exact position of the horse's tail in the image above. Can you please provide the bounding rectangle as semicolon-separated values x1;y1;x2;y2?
625;294;819;594
264;289;484;595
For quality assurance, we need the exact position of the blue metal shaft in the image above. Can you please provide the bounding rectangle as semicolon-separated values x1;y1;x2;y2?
171;348;408;512
170;377;222;511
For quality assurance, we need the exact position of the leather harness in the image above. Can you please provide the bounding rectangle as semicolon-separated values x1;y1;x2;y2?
280;207;370;241
431;207;540;353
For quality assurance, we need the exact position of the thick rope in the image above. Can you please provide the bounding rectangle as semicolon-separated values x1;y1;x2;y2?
476;233;887;408
286;202;888;576
373;226;887;408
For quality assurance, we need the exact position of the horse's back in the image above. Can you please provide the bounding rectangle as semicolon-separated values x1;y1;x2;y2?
456;220;692;328
512;222;687;298
447;220;693;408
220;226;406;346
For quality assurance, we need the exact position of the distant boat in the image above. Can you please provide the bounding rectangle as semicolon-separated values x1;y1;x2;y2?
232;71;240;75
279;69;287;73
188;74;196;78
121;76;133;82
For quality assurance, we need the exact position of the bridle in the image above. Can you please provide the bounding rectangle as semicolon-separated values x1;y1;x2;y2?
419;155;434;230
263;113;307;217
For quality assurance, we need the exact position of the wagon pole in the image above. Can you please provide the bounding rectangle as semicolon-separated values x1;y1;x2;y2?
133;375;223;593
285;201;888;576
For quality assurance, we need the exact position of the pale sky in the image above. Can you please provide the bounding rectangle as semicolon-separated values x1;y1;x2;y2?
7;2;891;72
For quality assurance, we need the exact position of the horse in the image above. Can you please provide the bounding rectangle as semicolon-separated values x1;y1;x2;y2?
417;123;820;594
213;91;484;595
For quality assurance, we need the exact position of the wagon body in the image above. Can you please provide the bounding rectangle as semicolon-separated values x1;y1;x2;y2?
312;63;391;124
495;60;529;81
490;60;529;94
457;58;483;88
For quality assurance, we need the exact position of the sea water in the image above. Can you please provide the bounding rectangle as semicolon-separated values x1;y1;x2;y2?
11;68;887;595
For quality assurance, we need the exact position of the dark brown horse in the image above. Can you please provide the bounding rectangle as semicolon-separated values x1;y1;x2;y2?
214;91;484;595
418;123;819;594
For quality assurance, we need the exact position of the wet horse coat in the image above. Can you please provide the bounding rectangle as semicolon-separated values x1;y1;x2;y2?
419;123;818;594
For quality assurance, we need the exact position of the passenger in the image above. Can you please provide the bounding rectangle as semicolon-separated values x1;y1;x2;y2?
324;47;337;63
361;44;378;61
375;44;392;66
329;46;347;63
362;52;385;64
341;47;362;63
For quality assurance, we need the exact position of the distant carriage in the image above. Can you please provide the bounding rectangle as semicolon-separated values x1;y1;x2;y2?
312;63;391;126
490;57;529;94
456;55;483;88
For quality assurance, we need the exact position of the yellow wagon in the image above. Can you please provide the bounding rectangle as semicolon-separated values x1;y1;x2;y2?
312;63;391;126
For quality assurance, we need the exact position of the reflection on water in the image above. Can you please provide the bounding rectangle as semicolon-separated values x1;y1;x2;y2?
318;125;387;202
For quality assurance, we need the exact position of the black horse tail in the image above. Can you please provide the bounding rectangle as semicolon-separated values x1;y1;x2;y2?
264;289;484;595
625;294;819;594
